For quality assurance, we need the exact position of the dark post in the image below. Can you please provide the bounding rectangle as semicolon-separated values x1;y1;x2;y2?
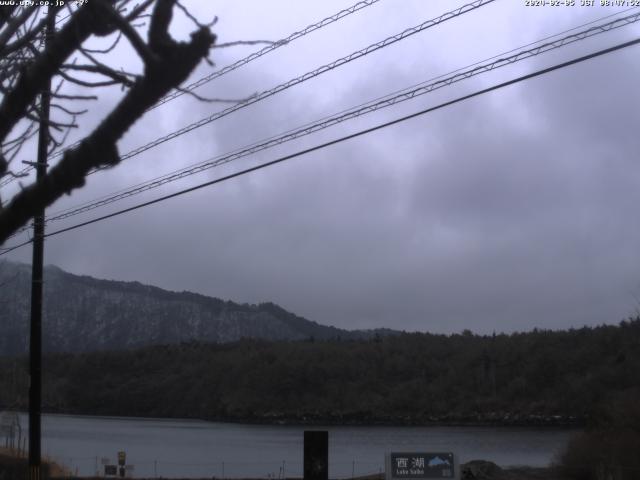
304;431;328;480
29;9;53;480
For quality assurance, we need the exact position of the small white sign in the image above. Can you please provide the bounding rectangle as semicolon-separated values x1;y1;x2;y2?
385;453;460;480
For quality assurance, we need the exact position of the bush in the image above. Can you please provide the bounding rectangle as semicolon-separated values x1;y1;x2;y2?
555;389;640;480
0;454;50;480
556;430;640;480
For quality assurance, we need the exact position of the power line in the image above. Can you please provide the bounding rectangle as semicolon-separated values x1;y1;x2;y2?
0;0;384;189
113;0;496;161
0;166;30;188
2;35;637;254
10;8;639;237
149;0;383;111
0;0;496;190
0;240;31;255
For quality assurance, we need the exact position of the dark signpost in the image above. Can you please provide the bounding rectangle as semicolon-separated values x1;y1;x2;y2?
386;452;458;480
104;452;129;478
117;451;127;477
104;465;118;476
304;430;328;480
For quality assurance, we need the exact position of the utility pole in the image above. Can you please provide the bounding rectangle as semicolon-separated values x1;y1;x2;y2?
29;9;54;480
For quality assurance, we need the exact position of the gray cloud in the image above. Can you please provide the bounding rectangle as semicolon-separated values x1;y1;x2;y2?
6;0;640;334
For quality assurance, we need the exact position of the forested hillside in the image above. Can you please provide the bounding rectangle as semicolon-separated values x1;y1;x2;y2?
0;261;381;355
1;320;639;425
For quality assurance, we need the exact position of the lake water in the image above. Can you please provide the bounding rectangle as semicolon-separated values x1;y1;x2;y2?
16;414;577;478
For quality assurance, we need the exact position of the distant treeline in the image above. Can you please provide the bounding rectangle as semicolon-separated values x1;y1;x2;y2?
1;319;640;425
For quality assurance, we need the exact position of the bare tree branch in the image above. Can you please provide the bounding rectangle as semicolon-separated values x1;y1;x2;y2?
1;8;58;56
0;7;19;31
0;6;37;53
61;63;136;87
175;1;217;29
50;93;98;101
24;111;77;131
0;0;216;243
50;103;87;116
123;0;156;22
81;31;122;54
96;0;160;65
0;3;109;142
58;69;122;88
175;85;257;104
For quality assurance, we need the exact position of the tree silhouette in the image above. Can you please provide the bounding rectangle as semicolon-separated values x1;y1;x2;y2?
0;0;216;244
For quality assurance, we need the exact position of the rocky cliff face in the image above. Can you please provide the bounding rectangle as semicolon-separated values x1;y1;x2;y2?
0;261;362;355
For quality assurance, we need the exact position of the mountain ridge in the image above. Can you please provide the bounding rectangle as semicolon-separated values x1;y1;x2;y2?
0;260;392;355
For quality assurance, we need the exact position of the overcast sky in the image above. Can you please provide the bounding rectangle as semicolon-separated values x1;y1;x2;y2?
4;0;640;334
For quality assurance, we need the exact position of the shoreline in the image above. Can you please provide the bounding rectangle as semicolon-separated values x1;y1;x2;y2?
201;413;585;428
5;407;585;428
